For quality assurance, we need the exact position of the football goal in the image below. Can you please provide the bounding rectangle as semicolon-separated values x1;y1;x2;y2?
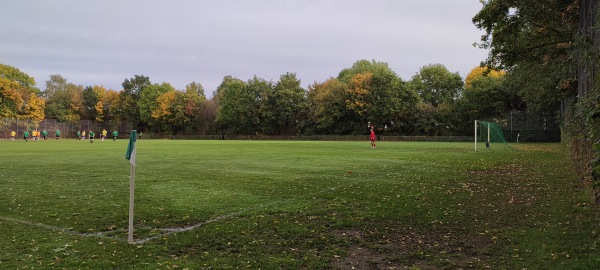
474;120;512;151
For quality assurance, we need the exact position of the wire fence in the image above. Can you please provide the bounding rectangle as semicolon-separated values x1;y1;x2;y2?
0;118;131;140
503;111;561;142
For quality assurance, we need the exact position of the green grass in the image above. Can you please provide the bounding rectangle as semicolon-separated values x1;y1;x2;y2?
0;139;599;269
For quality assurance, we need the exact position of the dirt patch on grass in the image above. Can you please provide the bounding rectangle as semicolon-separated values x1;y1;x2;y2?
331;228;494;269
331;163;538;269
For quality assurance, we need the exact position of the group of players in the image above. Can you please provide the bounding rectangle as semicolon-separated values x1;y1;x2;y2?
9;129;119;143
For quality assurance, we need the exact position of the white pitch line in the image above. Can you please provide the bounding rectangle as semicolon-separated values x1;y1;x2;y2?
2;179;368;245
133;181;363;244
0;215;126;242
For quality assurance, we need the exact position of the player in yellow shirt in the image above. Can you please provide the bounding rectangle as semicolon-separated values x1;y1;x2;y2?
101;129;108;142
10;130;16;141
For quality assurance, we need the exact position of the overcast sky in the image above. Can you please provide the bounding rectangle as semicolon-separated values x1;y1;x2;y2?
2;0;488;96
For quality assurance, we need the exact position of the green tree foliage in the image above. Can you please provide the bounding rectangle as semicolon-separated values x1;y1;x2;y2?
405;103;454;136
118;75;151;129
185;81;206;99
216;74;308;135
261;73;308;135
242;76;271;134
457;76;508;121
409;63;464;106
214;76;249;134
82;86;99;120
473;0;578;113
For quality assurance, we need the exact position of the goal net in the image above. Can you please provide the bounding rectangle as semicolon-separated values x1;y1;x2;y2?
474;120;512;151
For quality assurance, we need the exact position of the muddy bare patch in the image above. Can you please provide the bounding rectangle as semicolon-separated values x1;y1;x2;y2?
331;228;494;269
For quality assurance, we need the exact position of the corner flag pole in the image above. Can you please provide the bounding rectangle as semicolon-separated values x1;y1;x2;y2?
474;120;478;152
125;130;137;243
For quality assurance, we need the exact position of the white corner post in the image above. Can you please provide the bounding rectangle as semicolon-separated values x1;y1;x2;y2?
474;120;478;152
128;164;135;243
487;123;491;147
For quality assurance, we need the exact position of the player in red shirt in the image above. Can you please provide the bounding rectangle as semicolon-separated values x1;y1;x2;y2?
370;126;376;148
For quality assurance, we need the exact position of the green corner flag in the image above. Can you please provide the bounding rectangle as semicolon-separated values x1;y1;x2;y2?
125;130;137;166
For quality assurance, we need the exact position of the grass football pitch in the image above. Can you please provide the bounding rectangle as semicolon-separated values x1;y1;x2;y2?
1;139;599;269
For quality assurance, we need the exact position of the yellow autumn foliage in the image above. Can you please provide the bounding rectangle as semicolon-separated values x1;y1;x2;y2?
465;66;506;89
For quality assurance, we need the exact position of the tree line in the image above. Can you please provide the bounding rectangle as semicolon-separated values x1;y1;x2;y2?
1;60;527;137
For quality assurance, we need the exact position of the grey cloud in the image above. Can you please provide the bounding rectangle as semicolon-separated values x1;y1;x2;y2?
2;0;488;95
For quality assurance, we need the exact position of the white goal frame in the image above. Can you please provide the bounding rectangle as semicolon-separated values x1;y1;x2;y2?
474;120;491;152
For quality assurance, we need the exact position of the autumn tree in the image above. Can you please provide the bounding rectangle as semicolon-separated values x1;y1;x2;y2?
183;82;208;133
0;64;45;129
464;66;506;89
0;78;24;118
0;79;43;123
307;78;348;134
201;99;218;134
0;64;40;94
87;85;119;123
139;82;175;131
337;60;418;133
43;74;83;122
23;92;45;124
101;89;120;123
151;89;186;133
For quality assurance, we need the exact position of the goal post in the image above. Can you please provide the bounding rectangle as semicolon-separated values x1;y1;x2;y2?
475;120;512;151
